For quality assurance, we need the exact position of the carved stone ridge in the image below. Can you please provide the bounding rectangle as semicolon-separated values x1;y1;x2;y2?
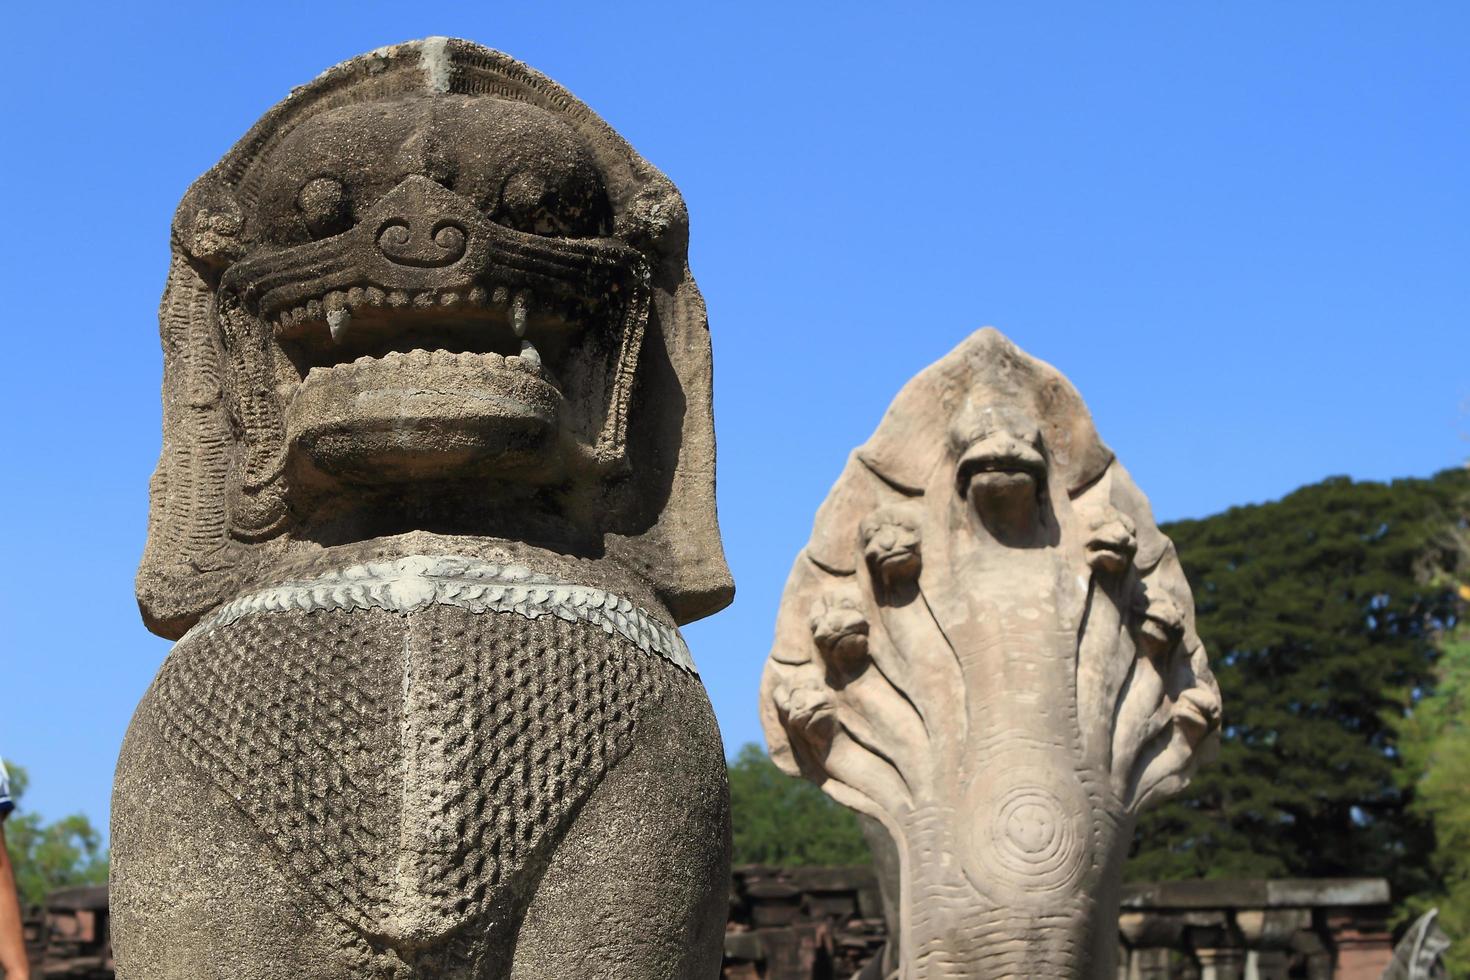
195;554;696;672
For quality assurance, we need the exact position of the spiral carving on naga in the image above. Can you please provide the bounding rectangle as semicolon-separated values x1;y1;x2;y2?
761;328;1221;979
961;754;1093;902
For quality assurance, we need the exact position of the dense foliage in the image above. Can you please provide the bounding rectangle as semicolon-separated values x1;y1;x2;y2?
2;763;110;908
1129;468;1469;903
728;743;871;866
1398;593;1470;974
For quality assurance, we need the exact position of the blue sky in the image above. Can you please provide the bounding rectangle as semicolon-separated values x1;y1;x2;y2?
1;2;1466;830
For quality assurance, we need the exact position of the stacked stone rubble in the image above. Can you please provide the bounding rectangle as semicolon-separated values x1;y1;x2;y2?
722;870;1398;980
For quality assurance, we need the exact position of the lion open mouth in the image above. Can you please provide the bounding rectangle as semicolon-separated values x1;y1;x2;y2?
202;100;656;488
261;274;606;482
274;283;583;397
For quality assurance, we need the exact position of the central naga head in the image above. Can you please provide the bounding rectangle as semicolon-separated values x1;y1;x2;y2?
138;39;731;639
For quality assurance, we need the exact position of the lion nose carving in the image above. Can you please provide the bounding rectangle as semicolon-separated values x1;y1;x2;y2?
369;175;476;269
377;219;467;267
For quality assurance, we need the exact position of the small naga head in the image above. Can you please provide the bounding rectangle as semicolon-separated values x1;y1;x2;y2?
860;504;923;590
1172;681;1223;745
1083;506;1139;578
138;39;732;638
809;588;871;680
1133;587;1186;660
773;682;839;750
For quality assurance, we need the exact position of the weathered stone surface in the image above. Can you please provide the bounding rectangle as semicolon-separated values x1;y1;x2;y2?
761;328;1221;979
116;37;732;979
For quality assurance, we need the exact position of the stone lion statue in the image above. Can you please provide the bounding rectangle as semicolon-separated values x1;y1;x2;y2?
115;38;733;980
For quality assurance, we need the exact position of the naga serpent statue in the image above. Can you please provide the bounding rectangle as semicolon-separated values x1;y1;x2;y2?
762;329;1222;980
116;39;733;980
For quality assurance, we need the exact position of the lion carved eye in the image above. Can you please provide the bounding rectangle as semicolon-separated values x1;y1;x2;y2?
296;176;351;239
494;169;606;237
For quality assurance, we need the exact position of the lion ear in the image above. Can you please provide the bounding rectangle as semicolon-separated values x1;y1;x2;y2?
616;180;688;258
172;173;247;272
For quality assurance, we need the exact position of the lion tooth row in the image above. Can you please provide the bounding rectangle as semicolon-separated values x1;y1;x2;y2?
303;348;548;379
275;284;536;335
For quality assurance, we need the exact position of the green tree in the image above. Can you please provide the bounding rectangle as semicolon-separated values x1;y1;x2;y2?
2;763;110;908
1128;468;1468;902
728;743;871;866
1397;584;1470;975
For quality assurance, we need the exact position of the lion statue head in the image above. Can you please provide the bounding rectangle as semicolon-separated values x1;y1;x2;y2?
139;38;731;638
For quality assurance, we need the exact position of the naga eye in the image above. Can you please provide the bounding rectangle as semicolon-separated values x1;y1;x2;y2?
296;176;350;239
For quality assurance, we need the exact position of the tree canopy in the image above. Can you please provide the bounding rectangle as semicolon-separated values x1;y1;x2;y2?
1397;577;1470;974
2;763;110;908
1129;468;1468;902
728;742;870;866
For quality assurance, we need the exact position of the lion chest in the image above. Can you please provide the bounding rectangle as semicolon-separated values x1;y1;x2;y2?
147;595;678;946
